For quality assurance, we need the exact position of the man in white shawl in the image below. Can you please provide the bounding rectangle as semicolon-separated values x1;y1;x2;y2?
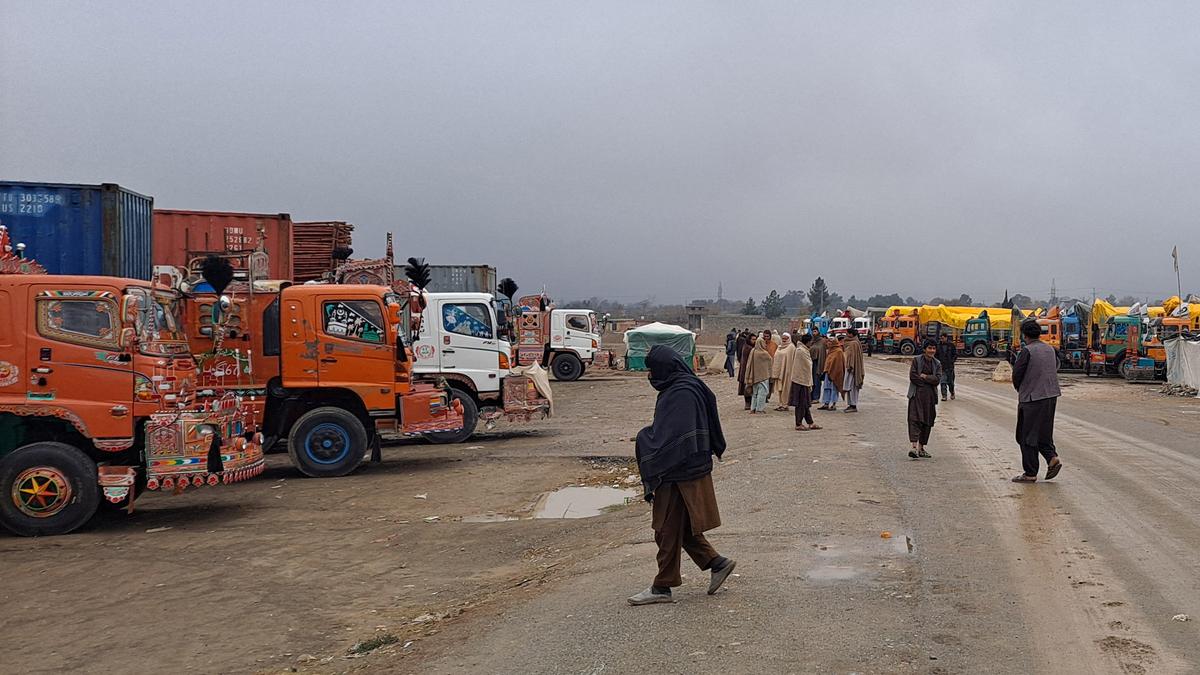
771;333;796;411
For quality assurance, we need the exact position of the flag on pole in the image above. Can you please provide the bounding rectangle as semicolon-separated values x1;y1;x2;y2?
1173;245;1180;272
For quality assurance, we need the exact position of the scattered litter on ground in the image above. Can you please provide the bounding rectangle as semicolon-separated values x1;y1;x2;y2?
145;527;172;534
880;531;892;539
1161;384;1198;397
348;634;399;655
414;494;428;500
422;516;440;523
1173;614;1190;622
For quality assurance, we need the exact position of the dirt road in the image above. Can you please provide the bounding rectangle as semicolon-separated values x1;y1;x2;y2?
2;359;1198;673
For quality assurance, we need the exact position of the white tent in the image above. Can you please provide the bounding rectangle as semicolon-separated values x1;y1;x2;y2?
1165;337;1200;395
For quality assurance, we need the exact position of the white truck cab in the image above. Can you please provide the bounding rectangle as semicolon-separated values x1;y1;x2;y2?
545;308;601;381
411;291;549;443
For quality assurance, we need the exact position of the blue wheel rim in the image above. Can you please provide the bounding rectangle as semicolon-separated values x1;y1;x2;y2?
305;422;352;465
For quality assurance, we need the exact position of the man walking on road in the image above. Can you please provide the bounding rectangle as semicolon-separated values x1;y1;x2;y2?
724;328;738;378
907;340;941;458
935;333;958;401
629;345;737;605
1011;320;1063;483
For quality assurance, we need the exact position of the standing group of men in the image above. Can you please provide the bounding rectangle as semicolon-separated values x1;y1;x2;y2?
726;326;867;429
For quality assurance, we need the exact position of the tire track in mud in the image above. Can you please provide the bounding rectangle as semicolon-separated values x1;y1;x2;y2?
868;363;1189;673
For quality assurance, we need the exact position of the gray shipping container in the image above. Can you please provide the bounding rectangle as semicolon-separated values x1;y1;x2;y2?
395;264;498;294
0;181;153;279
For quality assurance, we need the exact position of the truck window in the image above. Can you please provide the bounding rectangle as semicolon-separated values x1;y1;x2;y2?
442;303;493;339
322;300;385;344
567;315;590;331
263;297;281;356
37;298;119;348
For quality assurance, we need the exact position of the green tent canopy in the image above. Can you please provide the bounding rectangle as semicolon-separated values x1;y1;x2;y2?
623;322;696;371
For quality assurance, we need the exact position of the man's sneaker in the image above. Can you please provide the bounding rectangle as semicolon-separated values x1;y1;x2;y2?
708;559;737;595
627;587;674;606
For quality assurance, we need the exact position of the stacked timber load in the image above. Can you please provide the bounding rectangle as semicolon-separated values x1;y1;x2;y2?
293;221;354;282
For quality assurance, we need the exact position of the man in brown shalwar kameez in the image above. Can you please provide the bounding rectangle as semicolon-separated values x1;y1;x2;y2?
907;339;941;459
629;345;737;605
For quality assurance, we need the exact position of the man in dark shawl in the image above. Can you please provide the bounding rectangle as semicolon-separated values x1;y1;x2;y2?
724;329;738;378
808;329;827;397
907;340;941;459
629;345;737;605
1011;320;1063;483
736;330;754;409
935;332;958;401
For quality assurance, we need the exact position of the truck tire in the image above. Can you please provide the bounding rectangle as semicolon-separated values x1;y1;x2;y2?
0;442;100;537
972;342;989;358
426;389;478;445
899;341;916;357
287;407;368;478
1117;357;1133;380
551;353;584;382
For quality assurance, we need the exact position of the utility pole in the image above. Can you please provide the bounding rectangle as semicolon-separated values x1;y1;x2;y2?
1050;278;1057;306
718;281;724;303
1173;246;1182;301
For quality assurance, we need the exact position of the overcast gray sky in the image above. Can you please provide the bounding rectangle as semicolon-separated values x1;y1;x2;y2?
2;1;1197;305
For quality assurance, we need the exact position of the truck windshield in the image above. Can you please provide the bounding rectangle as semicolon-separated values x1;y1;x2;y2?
129;288;190;355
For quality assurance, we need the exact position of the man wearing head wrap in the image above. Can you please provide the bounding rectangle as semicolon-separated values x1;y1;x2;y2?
818;337;845;411
907;339;941;458
744;337;773;413
628;345;737;605
842;329;866;413
736;330;754;409
724;328;738;378
771;333;796;411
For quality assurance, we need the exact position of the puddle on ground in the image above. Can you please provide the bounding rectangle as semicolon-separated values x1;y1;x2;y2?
807;565;863;582
534;486;640;519
461;486;640;523
805;534;914;583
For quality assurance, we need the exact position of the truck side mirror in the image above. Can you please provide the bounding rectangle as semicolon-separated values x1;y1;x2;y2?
121;294;141;324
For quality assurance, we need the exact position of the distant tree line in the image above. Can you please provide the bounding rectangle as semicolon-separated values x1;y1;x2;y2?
564;282;1156;322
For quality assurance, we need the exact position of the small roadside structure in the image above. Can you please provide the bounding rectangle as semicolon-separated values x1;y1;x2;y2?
624;322;696;371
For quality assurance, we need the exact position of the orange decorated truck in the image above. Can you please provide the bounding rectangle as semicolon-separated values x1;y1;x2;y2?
0;228;264;536
170;252;466;478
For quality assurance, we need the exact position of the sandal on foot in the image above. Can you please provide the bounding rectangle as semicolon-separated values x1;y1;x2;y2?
808;424;822;430
908;450;919;459
1045;459;1062;480
1011;474;1037;483
917;449;931;458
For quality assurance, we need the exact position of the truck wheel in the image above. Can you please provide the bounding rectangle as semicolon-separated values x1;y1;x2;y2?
972;343;989;358
899;341;916;357
1117;357;1133;380
551;353;584;382
426;390;478;445
0;442;100;537
287;407;368;478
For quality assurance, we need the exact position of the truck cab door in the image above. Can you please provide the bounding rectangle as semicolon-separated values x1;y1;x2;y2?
27;288;133;440
561;312;596;357
315;297;393;411
435;299;498;386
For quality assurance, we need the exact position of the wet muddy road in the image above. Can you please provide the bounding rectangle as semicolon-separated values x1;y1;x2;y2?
2;361;1197;673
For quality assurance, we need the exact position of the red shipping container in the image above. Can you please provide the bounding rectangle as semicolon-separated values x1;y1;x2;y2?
153;210;294;280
